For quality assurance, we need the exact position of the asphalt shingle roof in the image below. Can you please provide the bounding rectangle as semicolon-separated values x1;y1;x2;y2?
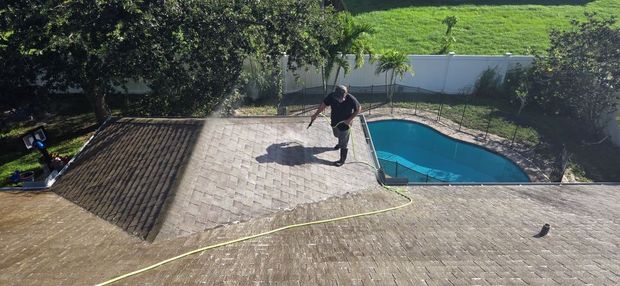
1;185;619;285
51;118;203;239
2;116;618;285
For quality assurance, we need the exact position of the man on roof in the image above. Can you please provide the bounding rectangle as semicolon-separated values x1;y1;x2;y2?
310;85;361;166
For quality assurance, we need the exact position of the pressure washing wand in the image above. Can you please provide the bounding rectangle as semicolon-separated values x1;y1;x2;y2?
307;117;316;129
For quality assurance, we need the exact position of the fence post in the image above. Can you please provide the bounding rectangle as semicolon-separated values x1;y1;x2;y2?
437;94;445;122
459;100;467;131
501;52;512;83
390;84;394;115
511;124;519;146
302;86;306;115
370;85;374;115
123;93;129;115
441;52;455;94
395;161;399;178
484;114;492;140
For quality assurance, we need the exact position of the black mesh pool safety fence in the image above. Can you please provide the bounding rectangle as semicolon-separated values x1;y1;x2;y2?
279;84;584;183
279;84;539;150
279;84;444;118
378;158;446;183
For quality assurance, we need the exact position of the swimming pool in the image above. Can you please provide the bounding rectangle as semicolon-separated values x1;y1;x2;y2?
368;120;530;183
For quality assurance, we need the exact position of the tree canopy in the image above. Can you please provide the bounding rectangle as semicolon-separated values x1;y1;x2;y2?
323;12;374;92
373;49;413;113
530;13;620;137
2;0;337;121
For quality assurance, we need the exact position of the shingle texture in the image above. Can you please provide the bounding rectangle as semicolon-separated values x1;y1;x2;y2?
4;116;617;285
49;116;377;240
155;116;377;240
1;185;619;285
51;118;202;239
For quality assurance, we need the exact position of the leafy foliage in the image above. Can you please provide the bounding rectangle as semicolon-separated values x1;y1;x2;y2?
4;1;166;122
503;64;533;115
0;3;46;111
3;0;335;119
373;50;413;112
530;13;620;136
438;15;458;54
474;68;501;98
323;12;374;92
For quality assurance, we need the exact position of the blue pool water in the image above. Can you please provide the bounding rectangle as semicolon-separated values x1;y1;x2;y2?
368;120;530;183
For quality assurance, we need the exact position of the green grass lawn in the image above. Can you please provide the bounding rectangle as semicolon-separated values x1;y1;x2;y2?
0;134;92;187
0;111;99;187
345;0;620;54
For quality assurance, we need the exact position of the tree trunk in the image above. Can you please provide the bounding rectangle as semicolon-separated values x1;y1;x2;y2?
385;72;388;103
332;55;346;88
87;84;110;125
517;99;526;116
332;65;341;88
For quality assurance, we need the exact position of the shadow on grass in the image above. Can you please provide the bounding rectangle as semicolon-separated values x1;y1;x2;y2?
345;0;593;15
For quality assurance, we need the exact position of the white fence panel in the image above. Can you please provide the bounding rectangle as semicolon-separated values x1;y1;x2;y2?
283;54;535;95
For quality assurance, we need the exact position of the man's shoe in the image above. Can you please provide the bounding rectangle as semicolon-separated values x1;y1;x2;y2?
333;148;348;167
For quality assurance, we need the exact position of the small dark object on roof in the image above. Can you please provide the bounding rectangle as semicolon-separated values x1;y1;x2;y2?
534;223;550;238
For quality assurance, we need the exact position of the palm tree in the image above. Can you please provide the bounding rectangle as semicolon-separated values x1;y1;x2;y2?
438;15;458;54
323;12;374;94
374;50;414;114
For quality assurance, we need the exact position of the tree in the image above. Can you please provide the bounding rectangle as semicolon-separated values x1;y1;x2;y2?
4;1;163;123
438;15;458;54
323;12;374;94
146;0;338;116
530;13;620;137
373;50;413;114
4;0;336;121
0;3;47;113
503;64;532;116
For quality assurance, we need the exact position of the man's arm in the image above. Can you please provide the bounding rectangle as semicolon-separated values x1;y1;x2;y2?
310;102;327;124
345;99;361;126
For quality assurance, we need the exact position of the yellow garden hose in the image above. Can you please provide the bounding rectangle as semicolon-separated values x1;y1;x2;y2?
96;116;411;286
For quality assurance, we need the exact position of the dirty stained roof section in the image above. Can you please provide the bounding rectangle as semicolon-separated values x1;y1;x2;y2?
51;118;202;239
50;116;377;240
0;184;619;285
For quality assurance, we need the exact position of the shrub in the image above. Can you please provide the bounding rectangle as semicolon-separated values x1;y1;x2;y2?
530;13;620;136
473;67;501;97
503;64;532;115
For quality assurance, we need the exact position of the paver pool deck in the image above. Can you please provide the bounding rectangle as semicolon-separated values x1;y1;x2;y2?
1;117;619;285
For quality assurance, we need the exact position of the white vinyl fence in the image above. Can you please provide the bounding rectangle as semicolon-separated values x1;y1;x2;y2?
604;98;620;147
282;53;534;95
63;53;535;95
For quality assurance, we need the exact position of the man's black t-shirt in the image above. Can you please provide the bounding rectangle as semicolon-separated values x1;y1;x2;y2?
323;92;361;128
